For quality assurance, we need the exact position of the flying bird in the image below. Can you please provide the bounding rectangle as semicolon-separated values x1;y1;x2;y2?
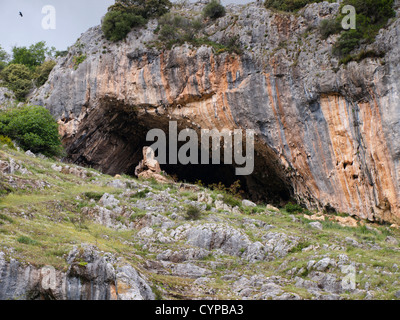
19;12;23;17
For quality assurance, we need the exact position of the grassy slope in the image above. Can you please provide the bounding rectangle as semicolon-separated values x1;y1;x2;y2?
0;145;399;300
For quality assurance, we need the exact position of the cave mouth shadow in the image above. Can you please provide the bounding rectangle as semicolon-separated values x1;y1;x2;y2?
66;100;292;205
161;163;248;193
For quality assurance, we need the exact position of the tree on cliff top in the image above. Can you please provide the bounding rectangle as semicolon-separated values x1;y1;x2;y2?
102;0;172;41
110;0;172;19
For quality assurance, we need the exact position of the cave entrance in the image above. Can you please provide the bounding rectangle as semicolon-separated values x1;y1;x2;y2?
66;100;292;205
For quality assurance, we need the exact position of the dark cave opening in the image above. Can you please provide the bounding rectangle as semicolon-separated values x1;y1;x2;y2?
66;101;292;206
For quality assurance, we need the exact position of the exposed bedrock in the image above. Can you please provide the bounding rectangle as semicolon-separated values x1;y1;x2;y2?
30;2;400;223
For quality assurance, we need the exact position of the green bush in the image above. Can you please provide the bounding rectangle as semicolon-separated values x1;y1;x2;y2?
333;0;395;56
0;135;15;149
157;13;203;46
0;105;63;157
73;54;87;70
102;0;172;41
102;10;146;41
34;60;56;86
319;18;342;39
203;0;226;20
285;202;303;213
333;29;363;56
84;192;104;201
185;205;202;220
10;41;55;70
1;64;33;101
264;0;323;12
0;46;9;72
110;0;172;19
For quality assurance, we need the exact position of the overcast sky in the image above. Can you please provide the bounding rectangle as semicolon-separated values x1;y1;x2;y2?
0;0;253;54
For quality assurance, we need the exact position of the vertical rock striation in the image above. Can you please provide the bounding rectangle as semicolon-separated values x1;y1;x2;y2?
30;2;400;223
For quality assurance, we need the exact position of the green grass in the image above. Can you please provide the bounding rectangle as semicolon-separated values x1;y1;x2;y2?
0;146;400;299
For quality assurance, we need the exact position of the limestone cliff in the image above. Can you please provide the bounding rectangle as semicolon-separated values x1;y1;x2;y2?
31;1;400;223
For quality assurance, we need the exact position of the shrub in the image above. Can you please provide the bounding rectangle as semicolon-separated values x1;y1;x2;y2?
333;29;363;56
319;18;342;39
158;13;203;46
34;60;56;86
203;0;226;20
73;54;87;69
1;64;33;101
55;50;68;58
111;0;172;19
0;46;9;72
264;0;323;12
102;10;146;41
0;135;15;149
223;193;242;208
0;105;63;157
84;192;104;201
132;188;150;198
333;0;395;56
103;0;172;41
10;41;54;70
285;202;303;213
185;205;202;220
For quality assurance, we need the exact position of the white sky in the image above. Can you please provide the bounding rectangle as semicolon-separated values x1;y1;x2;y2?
0;0;253;54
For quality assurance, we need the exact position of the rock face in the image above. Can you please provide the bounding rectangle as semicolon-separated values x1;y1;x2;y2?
30;2;400;223
0;246;154;300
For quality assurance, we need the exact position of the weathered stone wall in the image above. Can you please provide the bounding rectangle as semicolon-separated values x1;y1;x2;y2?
30;2;400;223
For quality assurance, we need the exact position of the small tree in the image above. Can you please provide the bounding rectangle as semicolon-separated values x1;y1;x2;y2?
1;64;33;101
203;0;226;20
0;105;63;157
10;41;55;70
34;60;56;86
102;10;146;41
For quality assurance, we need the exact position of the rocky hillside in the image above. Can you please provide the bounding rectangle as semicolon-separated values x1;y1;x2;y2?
29;0;400;225
0;146;400;300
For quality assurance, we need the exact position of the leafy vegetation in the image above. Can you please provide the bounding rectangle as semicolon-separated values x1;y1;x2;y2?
0;41;57;101
102;10;146;42
1;64;33;101
102;0;172;41
264;0;324;12
10;41;55;70
34;60;56;86
316;0;396;61
0;46;9;72
285;202;304;213
333;0;395;57
154;10;242;54
0;105;63;157
319;18;342;40
185;205;202;220
202;0;226;20
0;135;15;150
72;54;87;70
17;236;39;246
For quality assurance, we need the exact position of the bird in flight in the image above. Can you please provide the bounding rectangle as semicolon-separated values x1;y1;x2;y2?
19;12;23;17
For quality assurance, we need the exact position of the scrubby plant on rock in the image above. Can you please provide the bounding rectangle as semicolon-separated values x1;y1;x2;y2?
0;105;63;157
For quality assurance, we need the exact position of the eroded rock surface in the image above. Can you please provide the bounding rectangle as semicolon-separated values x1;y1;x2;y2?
30;1;400;223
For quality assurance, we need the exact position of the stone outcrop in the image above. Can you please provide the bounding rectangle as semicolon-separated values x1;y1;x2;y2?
30;1;400;223
135;146;171;183
0;245;154;300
